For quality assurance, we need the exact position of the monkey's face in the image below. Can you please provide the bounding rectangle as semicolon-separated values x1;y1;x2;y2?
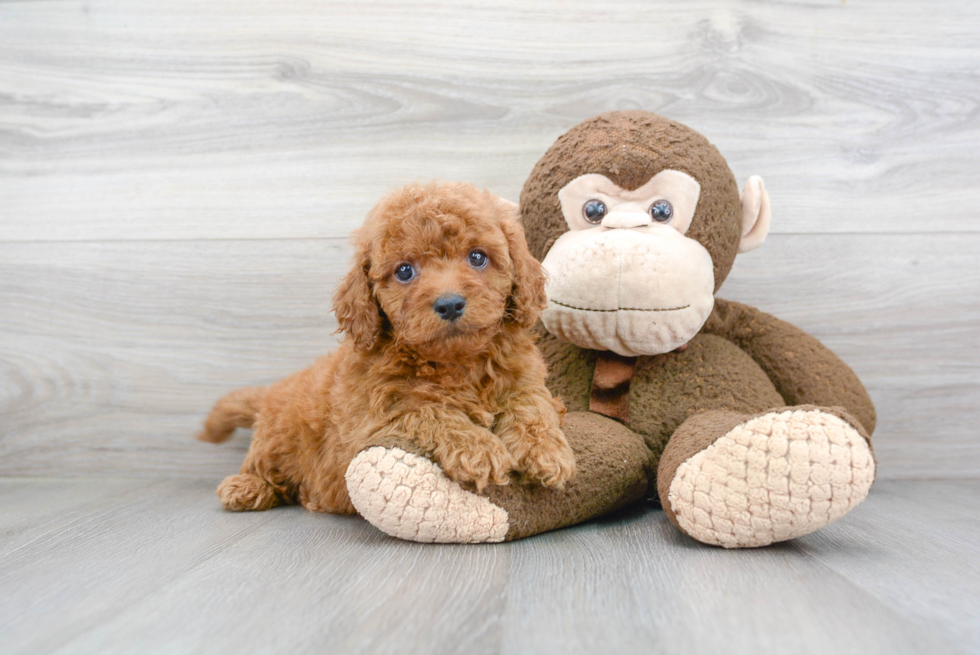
540;170;716;357
523;111;772;357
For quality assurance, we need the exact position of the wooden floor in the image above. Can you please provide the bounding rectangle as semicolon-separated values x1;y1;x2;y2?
1;479;977;655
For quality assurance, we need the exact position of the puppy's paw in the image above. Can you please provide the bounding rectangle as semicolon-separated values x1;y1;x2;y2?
438;433;517;492
497;419;576;488
216;473;279;511
519;428;576;488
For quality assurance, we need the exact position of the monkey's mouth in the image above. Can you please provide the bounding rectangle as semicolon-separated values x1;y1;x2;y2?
549;299;691;313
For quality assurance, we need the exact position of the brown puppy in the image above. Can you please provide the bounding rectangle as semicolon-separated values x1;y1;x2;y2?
199;182;575;514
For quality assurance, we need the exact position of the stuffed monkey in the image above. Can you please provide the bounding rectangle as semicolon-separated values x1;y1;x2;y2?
344;111;876;548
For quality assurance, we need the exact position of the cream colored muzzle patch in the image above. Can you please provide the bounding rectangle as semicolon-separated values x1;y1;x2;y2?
346;446;509;543
667;409;875;548
540;227;715;356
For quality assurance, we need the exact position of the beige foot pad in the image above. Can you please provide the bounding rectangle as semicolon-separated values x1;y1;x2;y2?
667;409;875;548
345;446;510;543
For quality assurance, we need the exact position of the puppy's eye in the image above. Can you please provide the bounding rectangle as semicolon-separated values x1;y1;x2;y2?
583;199;606;224
468;250;489;269
649;199;673;223
394;263;416;282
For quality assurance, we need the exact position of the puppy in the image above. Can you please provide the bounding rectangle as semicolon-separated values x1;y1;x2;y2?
199;181;575;514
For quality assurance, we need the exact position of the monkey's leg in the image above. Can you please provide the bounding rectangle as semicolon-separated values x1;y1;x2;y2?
344;412;652;543
657;405;876;548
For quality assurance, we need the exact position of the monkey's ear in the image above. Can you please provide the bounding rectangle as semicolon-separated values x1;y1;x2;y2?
500;216;548;329
332;240;383;351
738;175;772;253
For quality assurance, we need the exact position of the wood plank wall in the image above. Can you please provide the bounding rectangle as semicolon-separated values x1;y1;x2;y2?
1;0;978;479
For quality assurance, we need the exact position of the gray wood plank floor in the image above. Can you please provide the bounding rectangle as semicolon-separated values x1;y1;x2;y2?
0;479;976;655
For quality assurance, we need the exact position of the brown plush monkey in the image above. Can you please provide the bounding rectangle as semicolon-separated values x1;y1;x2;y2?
345;111;877;547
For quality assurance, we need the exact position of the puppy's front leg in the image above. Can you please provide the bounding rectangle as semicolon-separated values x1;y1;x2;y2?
381;407;516;492
494;388;575;488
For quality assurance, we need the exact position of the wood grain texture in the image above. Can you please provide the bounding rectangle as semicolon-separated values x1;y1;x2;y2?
0;478;976;654
796;480;980;651
1;234;977;479
0;0;978;480
1;0;979;241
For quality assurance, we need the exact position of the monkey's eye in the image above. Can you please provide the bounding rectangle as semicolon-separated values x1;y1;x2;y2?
468;250;489;269
394;263;416;282
649;199;673;223
582;199;607;224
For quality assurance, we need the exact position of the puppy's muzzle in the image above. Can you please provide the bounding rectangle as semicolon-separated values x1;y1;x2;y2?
433;294;466;322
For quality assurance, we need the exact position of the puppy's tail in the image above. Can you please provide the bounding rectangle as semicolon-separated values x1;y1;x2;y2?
197;386;266;444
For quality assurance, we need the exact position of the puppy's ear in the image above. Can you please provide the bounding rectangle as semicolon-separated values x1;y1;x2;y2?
332;239;383;351
501;215;547;329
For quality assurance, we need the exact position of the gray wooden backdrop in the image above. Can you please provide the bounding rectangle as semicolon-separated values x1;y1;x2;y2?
1;0;978;480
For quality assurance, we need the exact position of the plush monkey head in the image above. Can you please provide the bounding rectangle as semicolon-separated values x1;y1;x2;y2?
520;111;771;357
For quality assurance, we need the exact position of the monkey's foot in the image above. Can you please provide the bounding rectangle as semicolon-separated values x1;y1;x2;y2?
346;446;509;543
663;408;876;548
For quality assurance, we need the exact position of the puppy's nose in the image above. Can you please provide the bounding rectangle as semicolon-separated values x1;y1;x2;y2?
433;294;466;322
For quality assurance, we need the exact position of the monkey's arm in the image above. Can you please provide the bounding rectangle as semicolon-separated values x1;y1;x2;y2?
703;298;876;434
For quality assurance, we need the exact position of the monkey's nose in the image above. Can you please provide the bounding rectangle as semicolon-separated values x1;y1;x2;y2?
433;294;466;322
601;211;652;229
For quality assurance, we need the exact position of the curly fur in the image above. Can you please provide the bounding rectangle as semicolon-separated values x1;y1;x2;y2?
200;182;575;513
